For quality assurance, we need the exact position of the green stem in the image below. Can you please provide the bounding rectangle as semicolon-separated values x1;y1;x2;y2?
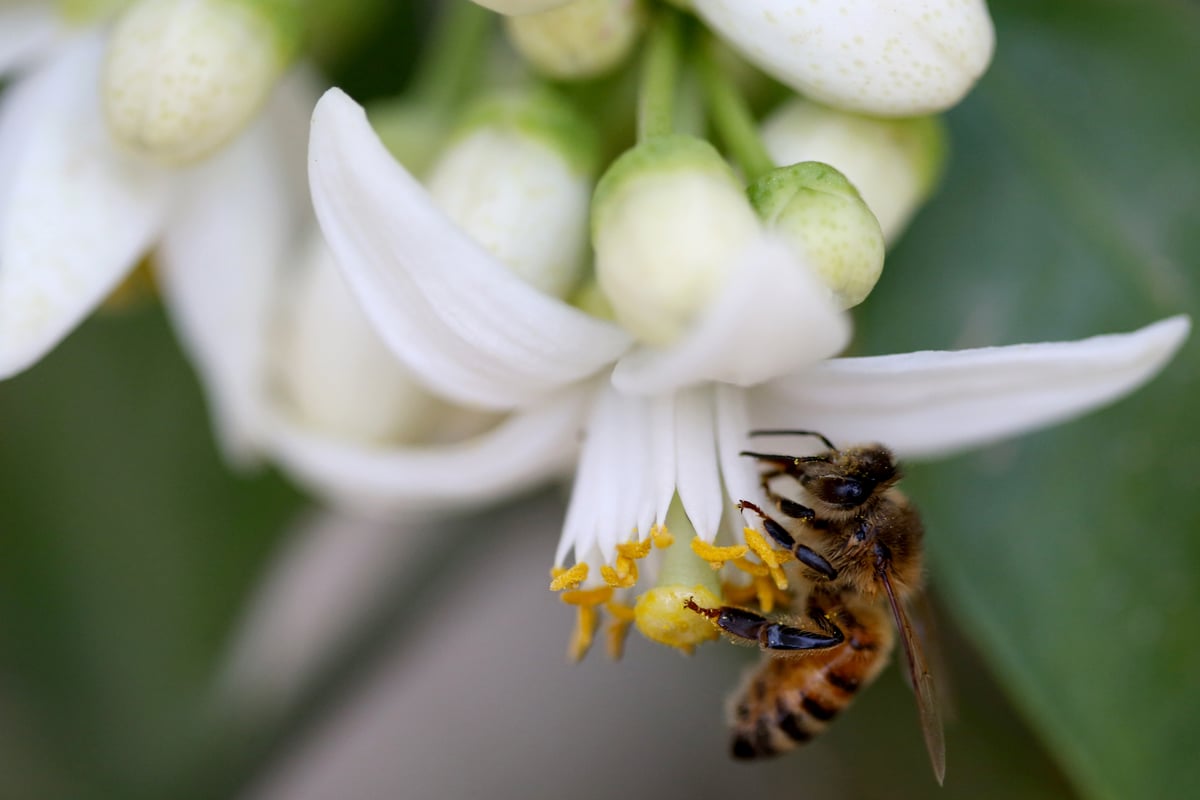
409;1;492;109
697;33;775;182
637;8;683;141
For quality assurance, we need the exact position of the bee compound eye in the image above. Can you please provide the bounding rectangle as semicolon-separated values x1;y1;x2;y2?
817;477;868;506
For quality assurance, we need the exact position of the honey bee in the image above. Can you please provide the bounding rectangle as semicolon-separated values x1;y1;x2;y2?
685;430;945;783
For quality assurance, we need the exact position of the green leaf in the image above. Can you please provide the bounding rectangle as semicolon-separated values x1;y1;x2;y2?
856;2;1200;798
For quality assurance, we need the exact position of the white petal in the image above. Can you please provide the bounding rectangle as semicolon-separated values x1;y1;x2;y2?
157;117;295;466
693;0;995;116
0;4;60;76
0;36;170;378
648;394;677;531
308;89;630;409
555;382;655;565
753;316;1191;459
673;386;722;542
266;386;587;517
611;235;851;395
714;384;764;526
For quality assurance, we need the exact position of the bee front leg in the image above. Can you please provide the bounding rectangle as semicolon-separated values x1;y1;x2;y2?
683;599;844;652
738;501;838;581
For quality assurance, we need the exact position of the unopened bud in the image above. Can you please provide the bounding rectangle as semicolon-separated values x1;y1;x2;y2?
592;135;760;345
749;162;884;309
691;0;995;115
275;239;441;444
426;90;597;299
103;0;299;165
504;0;643;80
762;98;946;243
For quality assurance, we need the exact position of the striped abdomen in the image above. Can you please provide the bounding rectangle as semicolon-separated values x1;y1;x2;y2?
728;596;895;759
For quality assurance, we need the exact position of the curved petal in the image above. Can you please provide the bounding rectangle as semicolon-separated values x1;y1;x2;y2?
308;89;630;410
752;316;1191;459
266;386;588;517
157;117;296;466
0;36;170;378
611;235;851;395
0;4;60;76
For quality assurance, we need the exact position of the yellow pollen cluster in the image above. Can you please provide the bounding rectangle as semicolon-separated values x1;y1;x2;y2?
600;537;653;588
550;526;675;661
690;538;748;569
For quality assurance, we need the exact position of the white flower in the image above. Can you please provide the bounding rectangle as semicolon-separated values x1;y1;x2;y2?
691;0;996;116
0;2;297;397
307;87;1188;657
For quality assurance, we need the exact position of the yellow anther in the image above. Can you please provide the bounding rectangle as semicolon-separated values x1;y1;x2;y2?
604;599;636;660
690;539;749;569
549;562;589;592
616;538;653;560
731;557;769;578
650;524;674;548
568;603;600;662
560;586;614;606
600;559;639;589
743;527;795;570
755;576;780;613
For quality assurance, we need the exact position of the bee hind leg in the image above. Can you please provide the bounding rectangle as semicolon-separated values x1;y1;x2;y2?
738;501;838;581
683;599;844;652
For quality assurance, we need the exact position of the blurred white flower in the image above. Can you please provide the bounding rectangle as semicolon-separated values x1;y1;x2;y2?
691;0;996;116
0;0;299;382
307;87;1189;658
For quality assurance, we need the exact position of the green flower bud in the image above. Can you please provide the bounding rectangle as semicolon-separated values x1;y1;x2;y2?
749;162;885;309
504;0;644;80
426;90;598;299
470;0;573;14
57;0;133;24
762;97;947;243
103;0;300;165
592;135;760;345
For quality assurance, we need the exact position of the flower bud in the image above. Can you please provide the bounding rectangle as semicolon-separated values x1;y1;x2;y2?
592;135;760;345
274;238;442;444
749;162;885;309
102;0;299;165
504;0;643;80
762;97;946;243
692;0;995;115
470;0;574;14
425;90;597;299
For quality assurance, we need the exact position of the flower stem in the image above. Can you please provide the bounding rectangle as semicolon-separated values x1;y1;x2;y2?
697;33;775;182
409;1;492;110
637;8;683;141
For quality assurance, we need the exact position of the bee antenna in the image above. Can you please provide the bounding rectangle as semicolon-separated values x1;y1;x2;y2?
747;429;837;451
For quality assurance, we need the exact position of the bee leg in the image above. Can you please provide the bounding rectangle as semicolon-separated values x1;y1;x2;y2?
756;470;817;522
738;501;838;581
683;599;844;652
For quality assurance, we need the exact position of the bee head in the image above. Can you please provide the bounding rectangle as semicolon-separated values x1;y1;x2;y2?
804;445;898;510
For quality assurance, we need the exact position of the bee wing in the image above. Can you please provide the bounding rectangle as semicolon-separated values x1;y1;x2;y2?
881;572;946;785
910;590;958;725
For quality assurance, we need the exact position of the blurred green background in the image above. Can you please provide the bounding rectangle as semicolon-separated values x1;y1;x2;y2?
1;1;1197;798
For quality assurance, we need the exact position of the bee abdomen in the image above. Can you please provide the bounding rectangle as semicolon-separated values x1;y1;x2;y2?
729;668;859;759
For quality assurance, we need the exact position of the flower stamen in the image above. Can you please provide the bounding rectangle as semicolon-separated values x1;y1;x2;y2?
690;538;748;570
549;562;589;591
604;599;637;660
